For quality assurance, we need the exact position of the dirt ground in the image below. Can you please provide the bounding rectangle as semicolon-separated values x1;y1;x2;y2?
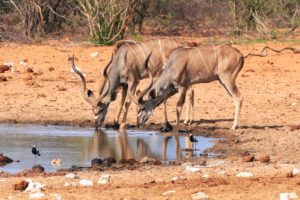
0;38;300;199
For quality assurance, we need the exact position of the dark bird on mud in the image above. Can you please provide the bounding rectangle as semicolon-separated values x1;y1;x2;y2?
32;145;41;158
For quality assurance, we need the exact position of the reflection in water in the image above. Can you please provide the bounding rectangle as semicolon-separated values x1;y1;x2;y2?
0;124;215;173
87;129;154;161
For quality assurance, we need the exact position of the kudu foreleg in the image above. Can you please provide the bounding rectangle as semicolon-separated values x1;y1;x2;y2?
119;101;131;129
176;87;188;125
119;81;137;129
115;85;128;124
163;99;168;124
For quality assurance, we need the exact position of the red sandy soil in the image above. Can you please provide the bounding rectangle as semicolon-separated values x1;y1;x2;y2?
0;38;300;199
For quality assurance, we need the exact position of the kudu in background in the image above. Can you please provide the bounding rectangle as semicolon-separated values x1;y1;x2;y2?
137;44;245;130
70;39;195;129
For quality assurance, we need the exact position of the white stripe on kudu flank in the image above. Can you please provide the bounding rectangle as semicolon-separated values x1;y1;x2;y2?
213;45;217;61
195;48;211;75
158;40;162;54
126;44;143;70
141;42;153;68
137;43;147;60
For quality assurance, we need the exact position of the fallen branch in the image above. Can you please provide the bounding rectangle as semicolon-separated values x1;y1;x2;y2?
244;46;300;58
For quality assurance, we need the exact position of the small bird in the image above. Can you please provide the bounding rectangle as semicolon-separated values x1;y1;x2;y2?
32;145;41;158
189;134;198;143
189;134;198;150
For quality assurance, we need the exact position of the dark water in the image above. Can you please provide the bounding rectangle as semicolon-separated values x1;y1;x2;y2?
0;124;215;173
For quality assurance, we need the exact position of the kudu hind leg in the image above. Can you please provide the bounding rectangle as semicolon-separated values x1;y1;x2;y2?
219;78;243;129
184;87;194;125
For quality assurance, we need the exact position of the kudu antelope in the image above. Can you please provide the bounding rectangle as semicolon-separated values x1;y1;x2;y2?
70;39;195;129
137;44;245;130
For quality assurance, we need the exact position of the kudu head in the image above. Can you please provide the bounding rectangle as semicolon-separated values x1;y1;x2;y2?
69;55;112;129
136;52;160;126
137;54;179;126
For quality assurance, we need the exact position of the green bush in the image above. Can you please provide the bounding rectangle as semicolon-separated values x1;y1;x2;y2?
77;0;137;45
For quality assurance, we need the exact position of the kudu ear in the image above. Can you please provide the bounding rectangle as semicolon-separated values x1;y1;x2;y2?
85;89;98;108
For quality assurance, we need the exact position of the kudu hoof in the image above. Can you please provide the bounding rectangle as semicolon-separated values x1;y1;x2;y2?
231;124;238;130
160;122;173;132
119;123;126;130
112;121;120;130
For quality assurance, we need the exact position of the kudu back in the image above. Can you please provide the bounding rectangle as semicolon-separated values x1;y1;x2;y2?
137;44;244;129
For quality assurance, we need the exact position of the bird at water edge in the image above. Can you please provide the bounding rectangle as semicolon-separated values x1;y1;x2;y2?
189;134;198;150
32;145;41;158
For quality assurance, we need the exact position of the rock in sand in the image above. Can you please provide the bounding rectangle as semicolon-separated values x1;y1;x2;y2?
236;172;254;178
98;174;111;185
185;165;201;173
191;192;209;200
65;173;80;179
29;192;46;199
91;158;103;167
0;154;13;165
31;165;44;173
79;179;94;187
64;182;77;187
25;182;46;193
279;192;298;200
162;190;176;196
13;180;29;191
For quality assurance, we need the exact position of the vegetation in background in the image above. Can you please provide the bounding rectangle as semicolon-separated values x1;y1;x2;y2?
77;0;137;45
0;0;300;43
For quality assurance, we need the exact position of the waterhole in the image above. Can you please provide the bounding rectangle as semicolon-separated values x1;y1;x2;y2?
0;124;217;173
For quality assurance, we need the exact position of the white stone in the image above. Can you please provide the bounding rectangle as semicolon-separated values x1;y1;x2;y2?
25;182;45;193
25;179;33;183
218;171;226;175
98;174;111;185
140;157;154;163
292;102;297;107
186;165;201;173
3;62;14;68
64;182;77;187
65;173;80;179
191;192;209;200
202;174;210;179
292;168;300;176
170;176;179;182
162;190;176;196
90;52;99;58
236;172;254;178
29;193;46;199
79;179;94;187
19;61;27;66
279;192;298;200
49;193;62;200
